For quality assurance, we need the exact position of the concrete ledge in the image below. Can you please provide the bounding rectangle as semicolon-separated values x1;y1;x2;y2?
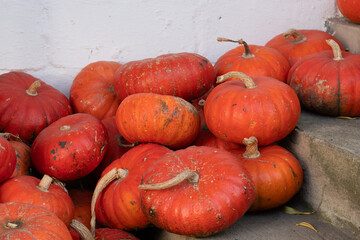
325;17;360;54
282;110;360;239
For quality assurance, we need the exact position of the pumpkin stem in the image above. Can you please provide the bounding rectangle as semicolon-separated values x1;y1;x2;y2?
5;222;18;229
0;133;22;142
138;170;199;190
326;39;344;61
216;71;257;88
38;174;54;192
90;168;128;236
217;37;254;58
70;219;95;240
117;136;137;148
26;80;41;96
283;28;307;43
52;177;68;194
242;137;261;158
198;99;206;107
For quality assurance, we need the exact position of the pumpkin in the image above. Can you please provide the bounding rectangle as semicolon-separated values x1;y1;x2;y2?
0;135;16;183
92;143;172;231
70;61;122;120
287;39;360;116
337;0;360;23
0;174;75;226
265;28;345;66
215;37;290;82
0;133;32;178
91;116;131;180
0;202;72;240
113;52;215;101
139;145;256;237
31;113;108;181
204;71;301;146
70;220;139;240
230;137;303;211
115;93;201;149
69;189;93;240
0;71;72;144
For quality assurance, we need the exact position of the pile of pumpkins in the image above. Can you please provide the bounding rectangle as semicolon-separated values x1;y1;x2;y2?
0;24;359;240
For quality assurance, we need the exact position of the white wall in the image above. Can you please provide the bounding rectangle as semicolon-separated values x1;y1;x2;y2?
0;0;337;96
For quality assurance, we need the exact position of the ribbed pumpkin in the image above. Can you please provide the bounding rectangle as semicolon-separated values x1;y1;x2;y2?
0;135;16;183
70;61;122;120
215;37;290;82
204;72;301;146
116;93;200;149
0;133;32;178
139;145;255;237
113;53;215;101
287;39;360;116
0;72;72;144
0;202;72;240
0;174;75;226
92;143;172;231
31;113;108;181
337;0;360;23
265;28;345;66
230;137;303;211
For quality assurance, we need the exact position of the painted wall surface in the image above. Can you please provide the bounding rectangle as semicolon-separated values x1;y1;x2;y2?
0;0;337;95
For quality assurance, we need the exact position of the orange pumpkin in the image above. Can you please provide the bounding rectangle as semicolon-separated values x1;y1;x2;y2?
70;61;122;120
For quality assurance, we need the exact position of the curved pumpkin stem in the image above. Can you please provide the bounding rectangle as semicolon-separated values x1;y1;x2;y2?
26;80;41;96
242;136;260;159
0;133;22;142
217;37;254;58
90;168;128;236
326;39;344;61
216;71;257;88
138;170;199;190
283;28;307;43
117;135;137;148
70;219;95;240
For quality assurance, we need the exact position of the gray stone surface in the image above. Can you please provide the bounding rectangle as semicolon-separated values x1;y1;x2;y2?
282;110;360;239
326;17;360;54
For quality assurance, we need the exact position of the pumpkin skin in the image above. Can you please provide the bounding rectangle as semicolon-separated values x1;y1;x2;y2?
115;93;201;149
204;72;301;146
31;113;108;181
287;40;360;116
0;136;16;183
140;146;256;237
215;38;290;82
0;175;75;226
95;143;172;230
69;189;93;240
9;140;32;178
265;29;344;66
0;202;72;240
95;228;139;240
70;61;122;120
194;129;241;151
230;137;303;211
337;0;360;23
0;71;72;144
114;53;215;101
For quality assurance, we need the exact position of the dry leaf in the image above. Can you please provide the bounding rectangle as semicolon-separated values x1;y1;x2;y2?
283;206;314;215
336;116;357;120
296;222;318;232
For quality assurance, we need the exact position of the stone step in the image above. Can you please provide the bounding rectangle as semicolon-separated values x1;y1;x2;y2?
325;17;360;54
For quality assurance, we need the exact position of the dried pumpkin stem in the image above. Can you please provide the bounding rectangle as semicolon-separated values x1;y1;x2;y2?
70;219;95;240
38;174;54;191
138;170;199;190
117;136;137;148
326;39;344;61
216;71;257;88
26;80;41;96
5;222;18;229
217;37;254;58
242;136;261;158
90;168;128;236
0;133;22;142
283;28;307;43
